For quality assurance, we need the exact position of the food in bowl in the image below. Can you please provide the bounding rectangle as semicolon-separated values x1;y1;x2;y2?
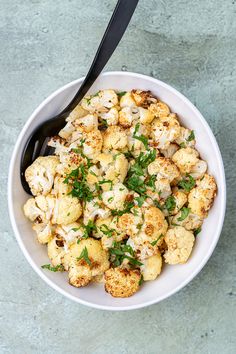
23;89;217;298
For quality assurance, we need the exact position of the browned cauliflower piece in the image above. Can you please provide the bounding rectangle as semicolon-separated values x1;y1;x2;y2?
151;114;180;149
100;107;119;126
47;236;65;267
141;251;162;281
170;189;188;215
160;143;179;158
97;152;128;190
25;156;59;196
148;156;180;183
52;195;82;225
149;101;170;118
164;226;195;264
188;174;217;218
131;89;156;108
63;238;110;287
171;211;203;231
103;125;128;151
104;267;141;297
175;127;196;148
83;129;103;160
81;90;118;113
172;147;199;174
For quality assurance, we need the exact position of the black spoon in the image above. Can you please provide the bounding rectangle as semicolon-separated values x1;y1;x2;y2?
21;0;139;194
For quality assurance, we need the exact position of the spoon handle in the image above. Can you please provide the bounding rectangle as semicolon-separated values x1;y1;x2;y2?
63;0;139;113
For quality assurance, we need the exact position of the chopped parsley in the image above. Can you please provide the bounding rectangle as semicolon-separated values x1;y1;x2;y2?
194;227;201;237
153;199;163;210
77;247;91;266
132;123;149;150
41;264;64;272
165;195;176;212
139;274;144;286
135;195;146;207
117;91;127;97
111;201;135;216
146;174;156;191
179;142;186;148
99;179;113;190
100;224;116;238
82;220;97;239
64;165;94;202
177;207;190;221
187;130;195;142
150;234;164;246
178;174;195;192
109;241;143;267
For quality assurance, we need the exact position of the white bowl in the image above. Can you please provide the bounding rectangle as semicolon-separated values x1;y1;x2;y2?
8;71;226;311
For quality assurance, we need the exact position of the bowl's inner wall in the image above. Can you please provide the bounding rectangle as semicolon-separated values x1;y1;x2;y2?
9;73;225;309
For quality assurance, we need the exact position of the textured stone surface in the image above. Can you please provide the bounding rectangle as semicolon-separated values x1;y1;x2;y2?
0;0;235;353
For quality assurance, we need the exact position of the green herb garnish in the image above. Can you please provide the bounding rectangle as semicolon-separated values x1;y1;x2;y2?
165;195;176;212
77;247;91;266
133;123;149;149
41;264;64;272
139;274;144;286
117;91;127;97
194;227;201;237
100;224;116;238
135;195;146;207
177;207;190;221
178;174;195;192
187;130;195;142
82;220;97;239
109;241;142;267
150;234;164;246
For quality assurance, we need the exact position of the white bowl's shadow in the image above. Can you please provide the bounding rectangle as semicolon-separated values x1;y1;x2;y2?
8;72;226;310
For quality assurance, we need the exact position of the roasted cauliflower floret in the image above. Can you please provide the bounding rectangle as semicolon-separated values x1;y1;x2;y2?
118;209;143;238
190;160;208;180
63;238;110;287
55;222;84;244
83;129;103;160
160;143;179;158
170;189;188;215
94;217;126;250
65;104;88;123
97;153;128;190
164;226;195;264
119;91;136;108
172;147;199;174
151;114;180;149
171;211;203;231
148;156;180;183
25;156;59;196
83;197;111;224
149;101;170;118
141;251;162;281
175;127;195;148
104;268;141;297
154;177;171;199
188;174;217;218
74;114;98;133
131;206;167;260
81;90;118;113
47;236;66;267
32;223;53;244
52;175;71;197
118;106;139;128
103;125;128;151
52;195;82;225
100;107;119;126
23;195;55;224
139;107;155;124
102;183;129;210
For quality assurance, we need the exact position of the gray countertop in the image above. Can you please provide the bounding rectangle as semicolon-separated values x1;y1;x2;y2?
1;0;235;353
